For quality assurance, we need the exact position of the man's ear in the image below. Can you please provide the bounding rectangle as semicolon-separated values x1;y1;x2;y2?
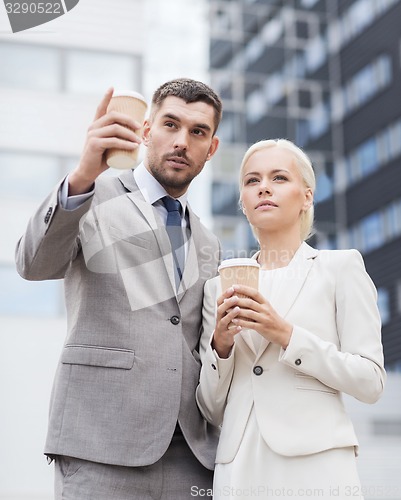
206;136;220;160
142;120;151;145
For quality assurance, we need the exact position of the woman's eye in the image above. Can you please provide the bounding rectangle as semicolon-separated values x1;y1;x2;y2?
273;175;288;181
245;178;259;185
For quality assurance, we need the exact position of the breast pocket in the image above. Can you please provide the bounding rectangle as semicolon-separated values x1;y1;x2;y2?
61;344;135;370
109;226;151;249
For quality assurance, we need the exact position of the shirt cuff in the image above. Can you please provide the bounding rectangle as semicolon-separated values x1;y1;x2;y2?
60;175;95;210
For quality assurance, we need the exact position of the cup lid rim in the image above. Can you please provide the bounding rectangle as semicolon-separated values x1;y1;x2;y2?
218;258;260;271
112;90;147;103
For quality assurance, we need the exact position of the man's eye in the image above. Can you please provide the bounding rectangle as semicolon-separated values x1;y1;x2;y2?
165;122;175;128
193;129;204;136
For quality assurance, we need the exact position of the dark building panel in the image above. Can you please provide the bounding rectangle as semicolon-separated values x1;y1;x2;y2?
304;132;333;152
339;1;401;77
363;240;401;366
210;39;242;68
337;0;358;15
246;114;287;143
346;159;401;224
365;240;401;292
245;45;286;75
314;197;336;224
308;61;330;82
382;319;401;365
295;0;327;12
342;91;401;152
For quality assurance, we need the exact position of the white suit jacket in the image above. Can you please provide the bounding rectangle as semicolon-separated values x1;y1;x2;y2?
196;243;386;463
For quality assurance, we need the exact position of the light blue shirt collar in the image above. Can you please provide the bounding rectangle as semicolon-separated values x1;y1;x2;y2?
133;162;188;212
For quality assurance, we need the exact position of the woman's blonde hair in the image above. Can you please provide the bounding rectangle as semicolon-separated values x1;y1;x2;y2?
239;138;316;241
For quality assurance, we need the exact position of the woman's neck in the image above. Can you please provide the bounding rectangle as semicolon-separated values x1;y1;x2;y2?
257;232;303;270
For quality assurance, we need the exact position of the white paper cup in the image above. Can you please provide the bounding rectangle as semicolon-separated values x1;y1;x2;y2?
105;90;147;170
218;258;260;298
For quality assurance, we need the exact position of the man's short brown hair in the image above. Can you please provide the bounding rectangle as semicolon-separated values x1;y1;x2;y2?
151;78;223;134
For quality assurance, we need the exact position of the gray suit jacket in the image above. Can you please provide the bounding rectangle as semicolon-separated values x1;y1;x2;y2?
15;170;220;469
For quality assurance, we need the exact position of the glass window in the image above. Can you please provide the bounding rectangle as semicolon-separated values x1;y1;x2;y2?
245;37;264;64
65;50;141;94
333;158;347;192
327;21;341;54
354;65;376;106
211;181;239;216
357;139;379;176
377;287;390;325
0;43;60;91
264;72;284;106
375;54;392;87
0;153;61;201
300;0;319;9
331;89;344;123
213;6;233;32
315;172;333;203
347;225;361;251
261;17;283;46
295;119;309;148
389;120;401;158
377;127;392;165
340;55;391;119
309;101;329;140
246;89;265;124
347;0;375;39
305;35;326;73
397;280;401;315
361;212;384;252
385;201;401;239
0;265;63;317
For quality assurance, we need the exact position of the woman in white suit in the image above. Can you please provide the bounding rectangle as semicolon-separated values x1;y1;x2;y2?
196;139;386;499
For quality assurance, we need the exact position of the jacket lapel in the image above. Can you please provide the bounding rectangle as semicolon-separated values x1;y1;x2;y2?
176;206;201;301
119;170;177;294
270;242;318;318
255;242;318;360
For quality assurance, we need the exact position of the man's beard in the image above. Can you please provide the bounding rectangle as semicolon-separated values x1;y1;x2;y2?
147;149;207;191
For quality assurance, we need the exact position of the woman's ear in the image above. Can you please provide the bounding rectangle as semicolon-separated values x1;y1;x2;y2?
302;188;313;211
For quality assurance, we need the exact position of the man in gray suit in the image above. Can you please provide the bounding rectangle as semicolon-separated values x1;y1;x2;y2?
15;78;222;499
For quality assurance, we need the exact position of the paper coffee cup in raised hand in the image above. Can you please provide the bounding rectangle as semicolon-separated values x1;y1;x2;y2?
218;258;260;298
105;90;147;170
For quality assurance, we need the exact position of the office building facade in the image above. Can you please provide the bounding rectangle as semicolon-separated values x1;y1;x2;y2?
208;0;401;369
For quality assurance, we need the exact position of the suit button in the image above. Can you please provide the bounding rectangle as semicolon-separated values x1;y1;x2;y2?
44;207;53;224
170;315;180;325
253;366;263;376
295;358;302;366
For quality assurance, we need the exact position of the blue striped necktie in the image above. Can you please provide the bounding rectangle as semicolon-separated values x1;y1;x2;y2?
162;196;185;288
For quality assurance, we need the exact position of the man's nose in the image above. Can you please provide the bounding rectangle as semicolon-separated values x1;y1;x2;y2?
173;129;189;150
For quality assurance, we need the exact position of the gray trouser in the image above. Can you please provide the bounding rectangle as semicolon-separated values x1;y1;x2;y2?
54;433;213;499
